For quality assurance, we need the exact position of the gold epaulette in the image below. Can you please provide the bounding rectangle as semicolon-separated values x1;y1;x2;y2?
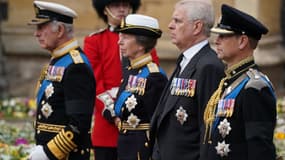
245;68;271;90
47;129;77;159
70;50;83;64
147;62;159;73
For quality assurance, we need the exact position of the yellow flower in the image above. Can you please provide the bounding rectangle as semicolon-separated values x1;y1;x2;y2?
13;112;25;118
28;99;36;109
0;142;8;148
275;132;285;140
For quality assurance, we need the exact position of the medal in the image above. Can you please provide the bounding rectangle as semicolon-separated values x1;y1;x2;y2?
127;113;141;128
215;140;230;157
41;102;53;118
175;106;188;125
125;95;137;112
45;83;54;99
217;118;231;138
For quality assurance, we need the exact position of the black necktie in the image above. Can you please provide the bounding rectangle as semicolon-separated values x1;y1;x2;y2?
174;54;184;76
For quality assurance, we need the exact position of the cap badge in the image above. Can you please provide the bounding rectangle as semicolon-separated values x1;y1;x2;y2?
34;6;39;15
121;19;125;28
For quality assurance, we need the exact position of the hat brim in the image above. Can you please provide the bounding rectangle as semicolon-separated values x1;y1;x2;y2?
211;27;235;34
119;27;161;38
28;18;51;25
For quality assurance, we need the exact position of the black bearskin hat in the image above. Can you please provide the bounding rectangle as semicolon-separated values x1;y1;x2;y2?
92;0;141;23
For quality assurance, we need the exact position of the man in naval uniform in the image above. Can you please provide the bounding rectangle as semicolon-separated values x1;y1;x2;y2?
150;0;225;160
83;1;159;160
201;4;276;160
28;1;95;160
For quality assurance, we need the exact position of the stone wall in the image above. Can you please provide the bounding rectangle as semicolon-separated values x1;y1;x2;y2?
1;0;284;97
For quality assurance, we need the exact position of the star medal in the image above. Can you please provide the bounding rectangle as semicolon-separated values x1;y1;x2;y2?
215;141;230;157
41;103;53;118
127;113;141;128
45;83;54;99
217;118;231;138
175;106;188;125
125;95;138;112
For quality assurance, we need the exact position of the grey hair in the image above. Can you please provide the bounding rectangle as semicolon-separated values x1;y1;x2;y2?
50;20;74;38
176;0;215;37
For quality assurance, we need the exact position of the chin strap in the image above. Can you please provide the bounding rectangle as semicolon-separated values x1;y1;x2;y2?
105;7;121;22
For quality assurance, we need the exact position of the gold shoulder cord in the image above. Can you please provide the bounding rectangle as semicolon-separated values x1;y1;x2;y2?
203;77;227;144
34;64;49;98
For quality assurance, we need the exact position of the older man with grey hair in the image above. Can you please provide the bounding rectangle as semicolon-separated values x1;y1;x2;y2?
150;0;224;160
28;1;95;159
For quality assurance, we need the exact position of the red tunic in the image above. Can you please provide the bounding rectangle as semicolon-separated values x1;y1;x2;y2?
84;27;159;147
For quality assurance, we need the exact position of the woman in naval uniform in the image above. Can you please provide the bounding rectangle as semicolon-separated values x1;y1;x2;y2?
104;14;168;160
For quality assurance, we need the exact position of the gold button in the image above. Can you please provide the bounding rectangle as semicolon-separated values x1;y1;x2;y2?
81;150;85;155
144;142;149;147
38;115;41;119
41;100;45;105
74;149;78;152
37;130;41;134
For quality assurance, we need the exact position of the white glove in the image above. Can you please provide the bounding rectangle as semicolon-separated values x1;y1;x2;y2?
107;87;119;98
29;145;49;160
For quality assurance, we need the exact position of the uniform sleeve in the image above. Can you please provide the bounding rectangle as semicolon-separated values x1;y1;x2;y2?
44;63;95;159
142;73;168;119
241;87;276;160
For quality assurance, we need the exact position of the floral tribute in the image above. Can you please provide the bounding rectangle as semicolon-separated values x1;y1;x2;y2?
0;97;36;159
0;96;284;159
275;97;285;159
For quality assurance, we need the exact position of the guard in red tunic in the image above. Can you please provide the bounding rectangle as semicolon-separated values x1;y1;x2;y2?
83;0;159;160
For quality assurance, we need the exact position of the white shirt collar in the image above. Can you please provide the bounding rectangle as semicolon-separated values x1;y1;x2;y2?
183;40;208;60
180;40;208;73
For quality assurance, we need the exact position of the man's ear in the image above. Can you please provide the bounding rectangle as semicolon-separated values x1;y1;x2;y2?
238;35;248;50
57;24;65;38
193;20;203;36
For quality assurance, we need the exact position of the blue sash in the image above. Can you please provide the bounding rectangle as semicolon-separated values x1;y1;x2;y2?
212;77;249;130
36;53;91;105
114;66;166;116
212;74;276;132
